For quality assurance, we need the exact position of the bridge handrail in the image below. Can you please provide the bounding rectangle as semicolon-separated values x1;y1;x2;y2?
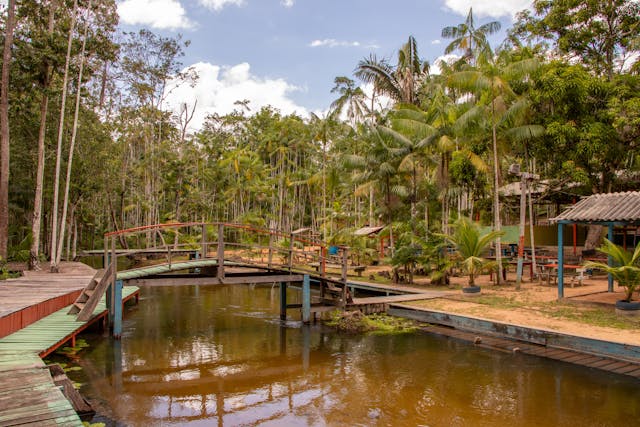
102;222;352;282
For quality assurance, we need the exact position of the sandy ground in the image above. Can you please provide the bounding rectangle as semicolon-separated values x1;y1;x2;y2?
399;269;640;346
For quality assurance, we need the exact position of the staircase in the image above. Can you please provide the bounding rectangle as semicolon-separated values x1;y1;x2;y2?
68;266;114;321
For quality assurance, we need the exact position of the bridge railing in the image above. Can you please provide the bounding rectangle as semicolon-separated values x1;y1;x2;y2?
102;222;352;283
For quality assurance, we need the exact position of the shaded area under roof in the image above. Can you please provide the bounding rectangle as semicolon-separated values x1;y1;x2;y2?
551;191;640;225
354;226;384;236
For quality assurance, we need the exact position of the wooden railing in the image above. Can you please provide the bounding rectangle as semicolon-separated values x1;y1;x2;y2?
102;222;351;284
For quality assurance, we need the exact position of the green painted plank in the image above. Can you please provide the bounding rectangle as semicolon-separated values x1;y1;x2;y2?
0;287;138;354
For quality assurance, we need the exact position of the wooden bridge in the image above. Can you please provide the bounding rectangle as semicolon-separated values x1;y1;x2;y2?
71;222;446;338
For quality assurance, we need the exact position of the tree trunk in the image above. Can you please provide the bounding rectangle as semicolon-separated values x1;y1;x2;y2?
584;225;603;251
0;0;16;260
50;0;78;272
56;0;90;266
31;0;58;270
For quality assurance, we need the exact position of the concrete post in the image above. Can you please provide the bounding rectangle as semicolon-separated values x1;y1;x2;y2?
302;275;310;324
217;223;225;280
558;223;564;299
608;224;614;292
113;279;123;339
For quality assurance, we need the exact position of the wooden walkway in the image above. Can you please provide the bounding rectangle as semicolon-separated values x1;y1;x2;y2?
0;351;82;426
423;323;640;380
0;263;95;338
0;264;139;426
0;286;139;357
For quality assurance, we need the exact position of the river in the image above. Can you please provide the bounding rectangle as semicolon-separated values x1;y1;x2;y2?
68;284;640;426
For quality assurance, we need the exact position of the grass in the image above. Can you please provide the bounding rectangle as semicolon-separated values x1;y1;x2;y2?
408;292;640;331
326;311;418;334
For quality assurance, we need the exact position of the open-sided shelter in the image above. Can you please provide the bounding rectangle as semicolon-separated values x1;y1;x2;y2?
551;191;640;298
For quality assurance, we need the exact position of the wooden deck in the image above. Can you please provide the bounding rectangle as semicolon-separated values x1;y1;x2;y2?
0;286;139;357
0;264;139;426
0;262;96;337
0;351;83;426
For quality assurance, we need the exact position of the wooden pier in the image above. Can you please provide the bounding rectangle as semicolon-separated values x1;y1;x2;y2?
0;263;140;426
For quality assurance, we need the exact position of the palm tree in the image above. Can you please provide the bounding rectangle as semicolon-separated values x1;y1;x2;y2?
441;7;501;64
355;36;429;105
447;52;541;284
442;216;503;288
329;76;369;127
585;239;640;302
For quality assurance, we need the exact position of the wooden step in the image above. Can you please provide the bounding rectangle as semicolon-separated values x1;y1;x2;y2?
68;267;113;321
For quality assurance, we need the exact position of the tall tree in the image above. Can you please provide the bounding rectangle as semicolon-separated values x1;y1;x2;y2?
511;0;640;80
49;0;78;272
0;0;16;260
441;7;501;64
355;36;429;105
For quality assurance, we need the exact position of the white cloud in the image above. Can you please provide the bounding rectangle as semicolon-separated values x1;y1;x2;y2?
198;0;245;11
281;0;294;7
164;62;308;131
431;39;442;45
431;54;461;75
118;0;194;30
443;0;533;19
309;39;379;49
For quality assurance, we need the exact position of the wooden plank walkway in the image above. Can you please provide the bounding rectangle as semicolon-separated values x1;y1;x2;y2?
423;323;640;380
0;286;139;357
0;284;139;426
0;262;95;318
352;291;447;305
0;351;82;426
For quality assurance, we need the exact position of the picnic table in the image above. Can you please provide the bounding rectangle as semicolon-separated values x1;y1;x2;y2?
541;263;586;287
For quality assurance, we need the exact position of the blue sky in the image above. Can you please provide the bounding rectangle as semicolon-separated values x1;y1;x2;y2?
117;0;533;128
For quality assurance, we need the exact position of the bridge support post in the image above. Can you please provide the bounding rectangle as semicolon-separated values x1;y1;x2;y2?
280;282;287;321
217;224;225;281
113;279;123;339
302;275;310;324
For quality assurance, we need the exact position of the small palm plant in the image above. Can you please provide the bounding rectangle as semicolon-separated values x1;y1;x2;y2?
442;217;503;288
585;239;640;302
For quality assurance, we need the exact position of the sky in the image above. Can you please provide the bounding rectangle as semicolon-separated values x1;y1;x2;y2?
117;0;534;129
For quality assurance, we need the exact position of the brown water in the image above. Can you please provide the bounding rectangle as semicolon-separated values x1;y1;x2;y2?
72;285;640;426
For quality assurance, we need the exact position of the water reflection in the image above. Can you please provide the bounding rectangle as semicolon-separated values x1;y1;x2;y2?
74;285;640;426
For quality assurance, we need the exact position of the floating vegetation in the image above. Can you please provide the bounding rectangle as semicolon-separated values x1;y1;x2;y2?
56;338;90;359
326;311;417;334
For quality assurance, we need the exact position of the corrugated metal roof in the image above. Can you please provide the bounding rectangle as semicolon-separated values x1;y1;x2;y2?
354;226;385;236
551;191;640;223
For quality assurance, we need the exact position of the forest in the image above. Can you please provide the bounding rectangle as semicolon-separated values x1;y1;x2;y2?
0;0;639;273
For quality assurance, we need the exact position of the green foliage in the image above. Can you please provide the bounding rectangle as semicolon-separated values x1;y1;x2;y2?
441;217;503;286
585;239;640;302
326;310;417;334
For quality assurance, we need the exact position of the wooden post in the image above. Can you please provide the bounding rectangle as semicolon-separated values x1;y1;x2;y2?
113;279;123;339
280;282;287;321
302;275;310;324
268;232;274;269
288;232;294;270
321;246;327;277
201;224;207;258
341;247;348;283
103;236;108;269
217;223;224;280
341;247;349;307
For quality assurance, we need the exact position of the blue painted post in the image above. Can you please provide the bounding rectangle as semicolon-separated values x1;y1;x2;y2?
302;275;310;323
113;280;123;339
608;224;614;292
280;282;287;321
558;223;564;299
106;284;112;328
